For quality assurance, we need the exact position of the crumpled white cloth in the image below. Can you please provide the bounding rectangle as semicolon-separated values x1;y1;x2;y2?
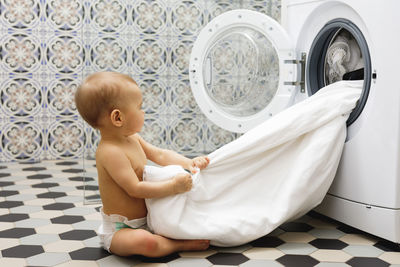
326;32;364;83
144;81;362;246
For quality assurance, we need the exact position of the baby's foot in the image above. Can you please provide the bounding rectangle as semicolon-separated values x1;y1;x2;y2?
182;240;210;251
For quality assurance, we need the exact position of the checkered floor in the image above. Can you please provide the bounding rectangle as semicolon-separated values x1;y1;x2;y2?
0;160;399;267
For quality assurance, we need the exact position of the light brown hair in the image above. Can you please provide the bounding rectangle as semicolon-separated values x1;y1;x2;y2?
75;72;137;128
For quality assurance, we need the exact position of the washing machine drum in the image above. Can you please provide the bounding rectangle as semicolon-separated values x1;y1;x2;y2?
189;10;370;133
307;19;372;125
325;29;364;84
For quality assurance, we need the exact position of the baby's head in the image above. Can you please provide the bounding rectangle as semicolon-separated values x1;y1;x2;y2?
75;72;140;129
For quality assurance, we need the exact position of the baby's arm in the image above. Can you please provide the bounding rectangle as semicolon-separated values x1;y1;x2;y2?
137;135;210;173
98;145;192;198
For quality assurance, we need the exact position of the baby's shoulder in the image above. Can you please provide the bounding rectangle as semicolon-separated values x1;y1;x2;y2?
96;142;124;161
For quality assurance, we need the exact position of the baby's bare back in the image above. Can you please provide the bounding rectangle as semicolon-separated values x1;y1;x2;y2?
96;135;148;220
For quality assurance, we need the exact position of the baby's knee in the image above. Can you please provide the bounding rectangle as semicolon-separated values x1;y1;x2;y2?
110;229;157;256
129;229;159;255
142;233;159;255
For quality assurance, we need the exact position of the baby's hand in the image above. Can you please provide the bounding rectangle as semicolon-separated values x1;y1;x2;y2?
189;156;210;174
173;173;193;194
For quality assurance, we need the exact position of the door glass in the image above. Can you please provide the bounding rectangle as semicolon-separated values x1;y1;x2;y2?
203;27;279;117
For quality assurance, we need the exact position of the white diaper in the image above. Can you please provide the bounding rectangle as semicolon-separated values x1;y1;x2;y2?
97;208;148;252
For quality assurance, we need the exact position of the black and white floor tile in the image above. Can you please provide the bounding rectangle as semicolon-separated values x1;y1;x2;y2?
0;160;399;267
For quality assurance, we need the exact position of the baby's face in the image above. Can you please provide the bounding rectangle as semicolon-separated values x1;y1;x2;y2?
124;83;142;108
121;83;144;135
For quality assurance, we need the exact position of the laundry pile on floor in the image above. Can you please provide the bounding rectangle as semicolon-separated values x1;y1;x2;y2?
144;81;363;246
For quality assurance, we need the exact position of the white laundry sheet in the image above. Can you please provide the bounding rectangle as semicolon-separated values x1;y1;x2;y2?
144;81;363;246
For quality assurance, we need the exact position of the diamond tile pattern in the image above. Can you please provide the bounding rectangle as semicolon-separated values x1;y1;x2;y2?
0;160;399;267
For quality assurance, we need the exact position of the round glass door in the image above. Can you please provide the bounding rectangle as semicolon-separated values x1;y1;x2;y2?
190;9;296;133
204;27;279;117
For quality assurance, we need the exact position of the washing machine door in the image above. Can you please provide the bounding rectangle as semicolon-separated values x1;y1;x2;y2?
189;9;297;133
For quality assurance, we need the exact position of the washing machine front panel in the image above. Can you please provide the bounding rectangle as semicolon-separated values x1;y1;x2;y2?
286;0;400;208
284;0;400;243
190;9;296;133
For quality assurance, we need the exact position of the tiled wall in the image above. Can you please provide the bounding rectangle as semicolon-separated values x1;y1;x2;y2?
0;0;280;162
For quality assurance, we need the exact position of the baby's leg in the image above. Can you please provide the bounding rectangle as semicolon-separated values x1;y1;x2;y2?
109;228;209;257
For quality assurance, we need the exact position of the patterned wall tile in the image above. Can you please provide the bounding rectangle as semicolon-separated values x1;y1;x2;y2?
1;77;43;118
131;0;169;36
169;0;207;37
0;116;5;162
88;35;129;72
0;0;281;162
131;35;169;75
1;119;44;162
46;118;86;159
0;0;41;29
167;114;205;155
87;0;129;33
46;35;85;74
205;0;242;22
46;77;78;117
136;75;169;115
169;36;196;76
169;77;202;115
1;32;42;73
203;117;241;153
245;0;281;22
44;0;85;32
140;114;169;149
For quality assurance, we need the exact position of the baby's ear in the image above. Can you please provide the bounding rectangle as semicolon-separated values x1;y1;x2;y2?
110;109;123;127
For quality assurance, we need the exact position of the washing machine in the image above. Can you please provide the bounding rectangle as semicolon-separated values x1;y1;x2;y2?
189;0;400;243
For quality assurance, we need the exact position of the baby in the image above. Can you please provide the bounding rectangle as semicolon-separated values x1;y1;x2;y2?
75;72;210;257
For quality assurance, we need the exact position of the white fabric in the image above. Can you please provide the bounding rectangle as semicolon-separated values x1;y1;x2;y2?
144;81;362;247
326;32;364;83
